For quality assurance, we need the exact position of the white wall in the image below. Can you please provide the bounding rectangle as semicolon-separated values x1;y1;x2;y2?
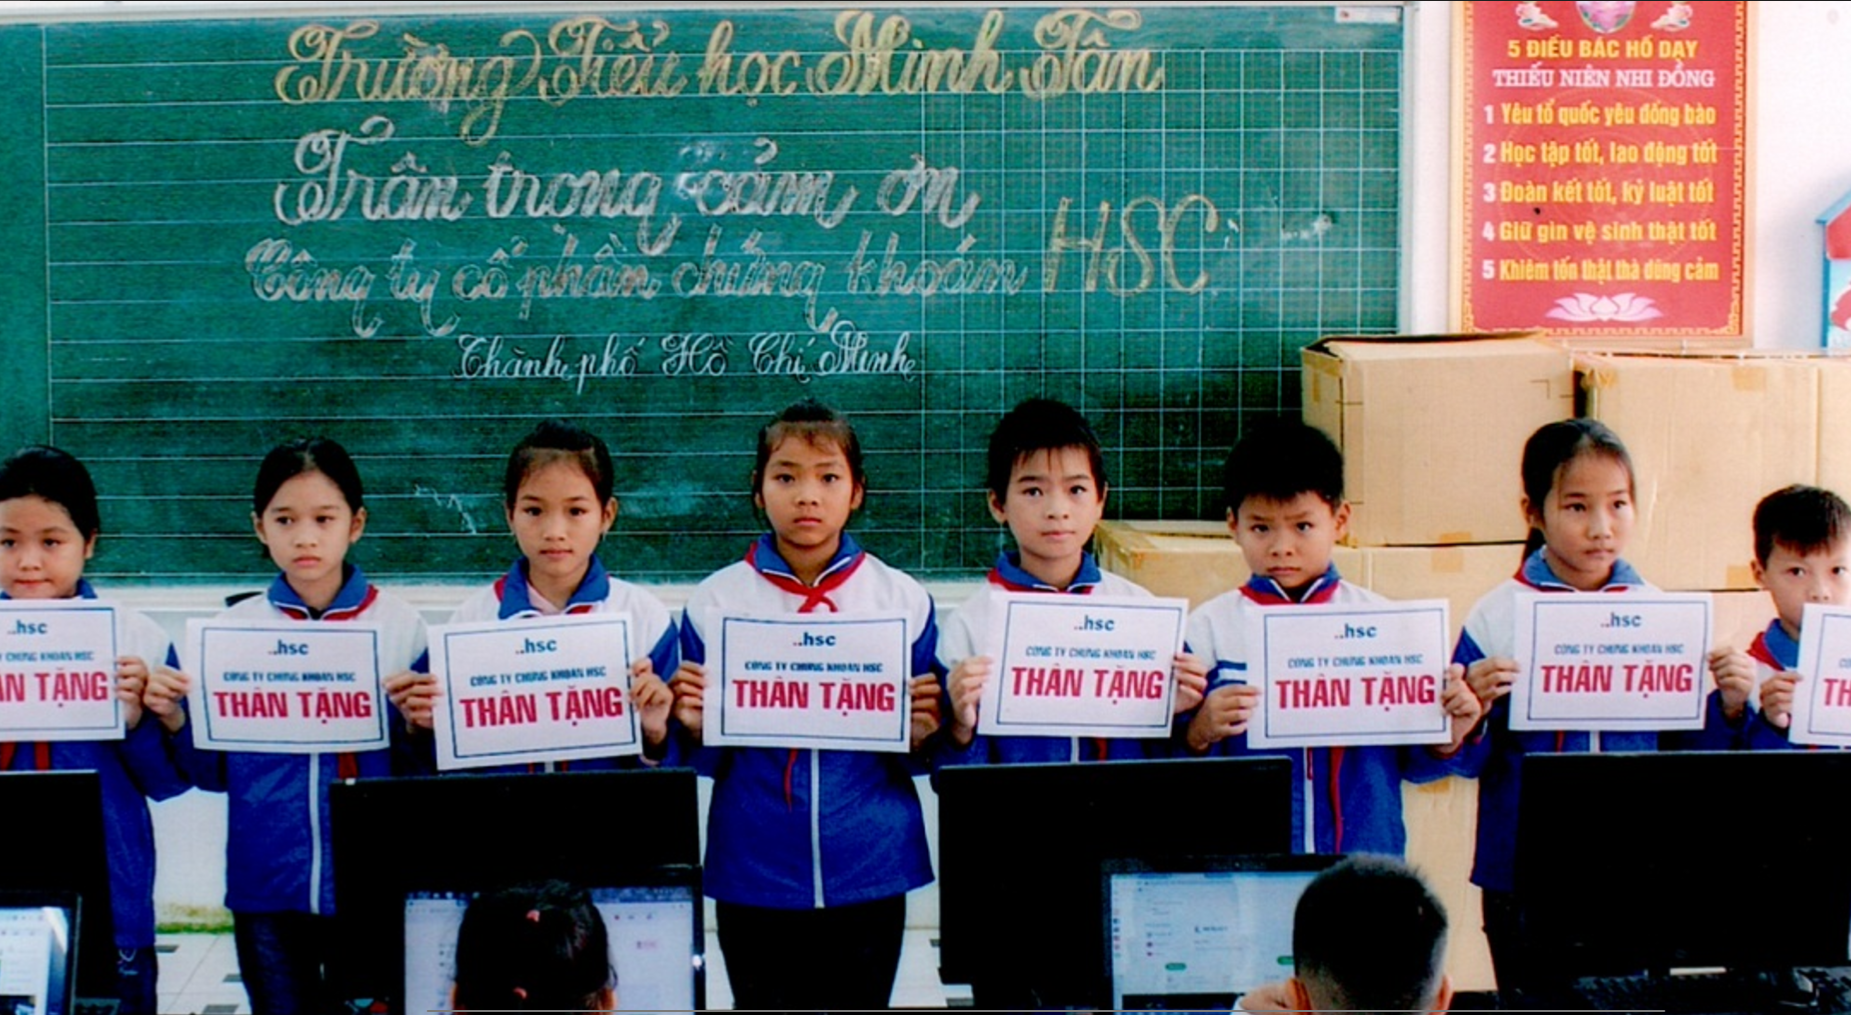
1401;1;1851;347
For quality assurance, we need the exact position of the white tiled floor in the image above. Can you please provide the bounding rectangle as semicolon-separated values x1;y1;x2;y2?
154;928;962;1014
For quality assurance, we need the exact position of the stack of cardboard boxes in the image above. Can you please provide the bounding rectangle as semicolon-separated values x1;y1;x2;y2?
1093;335;1851;988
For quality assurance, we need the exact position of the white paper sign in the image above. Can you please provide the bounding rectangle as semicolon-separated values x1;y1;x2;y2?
977;593;1186;739
0;600;121;741
1509;592;1711;732
185;619;388;752
1243;599;1452;748
429;613;639;770
706;611;912;752
1788;604;1851;747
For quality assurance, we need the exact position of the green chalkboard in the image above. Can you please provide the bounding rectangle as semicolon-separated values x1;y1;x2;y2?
0;5;1403;582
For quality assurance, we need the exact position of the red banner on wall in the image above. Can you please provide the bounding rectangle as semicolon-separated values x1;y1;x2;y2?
1458;1;1746;337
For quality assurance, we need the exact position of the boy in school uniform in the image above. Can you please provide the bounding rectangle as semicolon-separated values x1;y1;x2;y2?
1184;419;1481;855
1239;855;1454;1015
939;398;1207;763
1706;485;1851;749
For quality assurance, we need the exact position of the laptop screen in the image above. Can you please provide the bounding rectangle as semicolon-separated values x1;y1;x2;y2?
1106;858;1334;1011
0;896;77;1015
403;881;702;1014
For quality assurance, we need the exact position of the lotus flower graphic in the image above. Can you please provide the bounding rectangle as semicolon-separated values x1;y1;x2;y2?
1577;1;1638;33
1516;2;1560;30
1543;292;1665;323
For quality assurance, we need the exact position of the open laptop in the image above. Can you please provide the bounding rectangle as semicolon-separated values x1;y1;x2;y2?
1104;854;1340;1012
402;866;703;1014
0;891;80;1015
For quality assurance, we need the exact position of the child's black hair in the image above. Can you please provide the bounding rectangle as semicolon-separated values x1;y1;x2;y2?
1293;856;1448;1015
1519;418;1634;560
452;880;613;1013
751;398;865;492
252;437;364;515
1221;418;1344;515
984;398;1107;501
503;420;616;509
0;446;101;540
1753;485;1851;566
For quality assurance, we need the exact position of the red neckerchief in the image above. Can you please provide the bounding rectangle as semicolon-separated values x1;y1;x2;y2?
1748;630;1784;672
1326;747;1346;852
1746;630;1817;749
749;542;867;807
1240;578;1340;606
0;742;50;771
749;542;865;614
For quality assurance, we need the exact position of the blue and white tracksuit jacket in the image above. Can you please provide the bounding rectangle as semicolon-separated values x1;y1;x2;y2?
2;579;187;947
1448;551;1741;892
446;556;679;772
1185;565;1449;857
1738;620;1840;751
169;568;428;914
935;552;1162;766
680;533;939;910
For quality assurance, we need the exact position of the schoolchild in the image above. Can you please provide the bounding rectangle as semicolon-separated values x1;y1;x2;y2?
142;437;429;1015
1709;485;1851;749
1238;855;1453;1015
939;398;1207;763
668;399;942;1011
1182;419;1481;856
0;446;189;1014
1449;418;1733;994
443;420;674;767
450;880;616;1013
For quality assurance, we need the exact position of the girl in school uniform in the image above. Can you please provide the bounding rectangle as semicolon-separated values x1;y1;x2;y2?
440;420;674;767
668;399;943;1011
143;437;428;1015
1449;418;1732;995
0;446;189;1014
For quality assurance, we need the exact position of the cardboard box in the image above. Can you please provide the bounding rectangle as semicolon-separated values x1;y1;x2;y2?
1710;589;1777;648
1359;543;1523;645
1093;520;1364;609
1094;523;1518;631
1302;333;1573;547
1578;352;1818;590
1816;357;1851;498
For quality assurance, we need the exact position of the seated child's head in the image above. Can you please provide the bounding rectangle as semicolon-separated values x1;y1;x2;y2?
985;398;1107;586
1291;856;1450;1015
1221;419;1348;597
452;880;615;1013
1752;484;1851;638
0;446;101;600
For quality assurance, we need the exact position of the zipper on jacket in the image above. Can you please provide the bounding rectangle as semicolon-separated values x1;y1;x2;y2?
1301;747;1314;854
811;750;825;909
307;750;323;915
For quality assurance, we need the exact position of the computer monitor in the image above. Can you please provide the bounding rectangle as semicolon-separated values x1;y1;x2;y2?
1104;854;1340;1012
1517;751;1851;979
330;768;701;1012
0;891;79;1015
0;772;113;1003
402;868;703;1014
937;756;1293;1008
